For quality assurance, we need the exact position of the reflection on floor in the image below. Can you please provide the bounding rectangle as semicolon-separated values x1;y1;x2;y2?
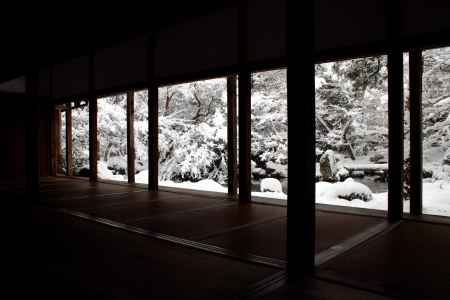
39;177;384;261
34;177;450;299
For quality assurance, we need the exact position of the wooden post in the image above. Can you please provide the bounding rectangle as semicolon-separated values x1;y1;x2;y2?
286;0;316;279
387;1;404;222
409;50;423;216
51;108;61;176
227;75;238;198
238;1;251;203
148;35;159;191
66;104;73;176
89;49;98;181
127;90;136;184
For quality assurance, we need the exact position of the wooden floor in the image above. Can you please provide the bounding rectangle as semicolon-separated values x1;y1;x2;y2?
30;176;450;299
38;177;385;262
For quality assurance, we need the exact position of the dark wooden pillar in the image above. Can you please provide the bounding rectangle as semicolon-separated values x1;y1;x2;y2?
49;67;57;176
409;50;423;216
66;104;73;176
26;73;40;196
238;1;251;202
127;90;136;183
286;0;316;279
148;35;159;191
387;1;404;222
227;75;238;198
89;50;98;181
51;108;60;176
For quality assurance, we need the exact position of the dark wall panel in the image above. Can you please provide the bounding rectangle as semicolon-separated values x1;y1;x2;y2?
315;0;387;52
401;0;450;39
39;103;52;177
155;7;238;80
53;56;89;99
37;69;51;97
247;0;286;62
95;37;148;91
0;95;27;187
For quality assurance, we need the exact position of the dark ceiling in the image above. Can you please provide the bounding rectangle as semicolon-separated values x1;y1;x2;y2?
0;1;235;83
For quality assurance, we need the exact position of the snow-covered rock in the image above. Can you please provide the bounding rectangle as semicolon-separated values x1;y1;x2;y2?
320;150;338;181
336;178;373;202
317;178;373;202
336;167;349;181
260;178;283;193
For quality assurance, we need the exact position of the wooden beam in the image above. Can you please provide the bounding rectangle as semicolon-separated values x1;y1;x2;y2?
238;1;251;203
66;104;73;176
148;35;159;191
409;50;423;216
89;49;98;181
127;90;136;184
387;0;404;222
286;0;316;279
227;75;238;198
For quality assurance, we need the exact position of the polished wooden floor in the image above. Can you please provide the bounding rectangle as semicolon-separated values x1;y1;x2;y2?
27;176;450;299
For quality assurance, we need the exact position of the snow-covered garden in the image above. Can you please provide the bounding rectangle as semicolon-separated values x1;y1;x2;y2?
314;49;450;217
60;47;450;217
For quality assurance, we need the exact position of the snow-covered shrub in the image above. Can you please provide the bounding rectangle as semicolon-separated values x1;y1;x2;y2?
251;70;288;183
260;178;283;193
158;79;228;184
71;105;90;175
336;178;373;202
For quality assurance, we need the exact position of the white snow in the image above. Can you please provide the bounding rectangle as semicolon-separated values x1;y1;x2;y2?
97;161;127;182
422;181;450;216
260;178;283;193
159;179;227;193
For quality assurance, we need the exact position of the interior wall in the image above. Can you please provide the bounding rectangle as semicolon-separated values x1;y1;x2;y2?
39;102;52;177
0;94;27;187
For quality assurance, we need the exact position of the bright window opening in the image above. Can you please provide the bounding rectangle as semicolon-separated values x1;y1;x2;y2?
421;47;450;217
158;78;228;193
250;69;288;200
97;94;128;182
71;102;90;177
315;56;389;211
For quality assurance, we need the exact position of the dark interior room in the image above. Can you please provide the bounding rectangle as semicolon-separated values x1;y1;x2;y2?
3;1;450;299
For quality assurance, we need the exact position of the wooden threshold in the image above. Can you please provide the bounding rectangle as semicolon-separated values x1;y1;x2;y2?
315;221;401;266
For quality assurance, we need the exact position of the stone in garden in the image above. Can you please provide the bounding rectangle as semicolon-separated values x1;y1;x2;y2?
370;153;385;163
320;149;337;181
423;168;433;178
351;170;365;178
442;149;450;165
260;178;283;193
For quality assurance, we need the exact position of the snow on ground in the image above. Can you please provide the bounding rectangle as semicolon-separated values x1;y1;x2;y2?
316;179;450;217
97;161;127;182
316;181;387;210
422;181;450;216
135;170;149;184
159;179;227;193
134;169;450;216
